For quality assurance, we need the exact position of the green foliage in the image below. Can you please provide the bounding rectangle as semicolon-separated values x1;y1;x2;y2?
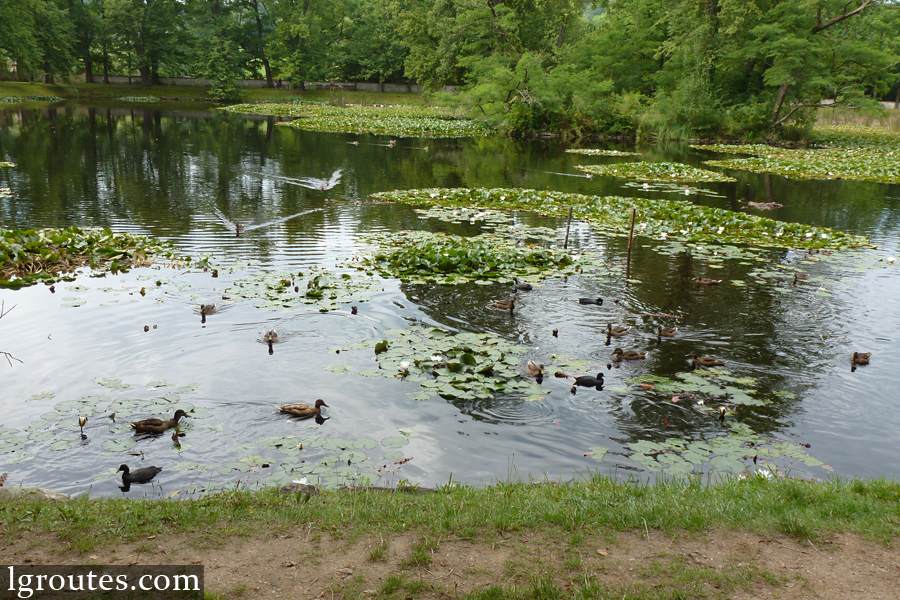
575;161;736;183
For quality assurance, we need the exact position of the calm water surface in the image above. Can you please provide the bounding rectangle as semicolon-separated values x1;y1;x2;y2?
1;103;898;497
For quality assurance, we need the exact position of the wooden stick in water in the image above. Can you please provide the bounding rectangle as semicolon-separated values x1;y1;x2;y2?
626;208;636;279
564;206;573;249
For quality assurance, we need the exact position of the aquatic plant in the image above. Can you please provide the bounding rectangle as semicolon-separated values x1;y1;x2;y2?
565;148;639;156
369;188;869;251
118;96;160;103
0;226;178;288
574;161;736;183
223;266;382;311
695;125;900;184
0;162;14;168
0;95;62;103
222;102;490;137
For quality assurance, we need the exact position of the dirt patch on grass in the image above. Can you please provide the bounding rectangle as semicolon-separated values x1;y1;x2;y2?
2;529;898;598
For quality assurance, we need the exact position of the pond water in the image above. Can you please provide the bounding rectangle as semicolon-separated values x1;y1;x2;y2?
1;103;899;497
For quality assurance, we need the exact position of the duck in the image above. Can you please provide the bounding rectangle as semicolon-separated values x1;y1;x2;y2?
686;352;726;367
573;373;604;388
850;352;871;365
793;273;809;281
235;224;245;236
512;277;533;291
277;399;329;419
263;330;279;343
492;298;515;313
612;348;647;361
718;406;727;424
693;277;722;286
200;303;217;315
117;464;163;484
579;297;603;305
605;323;631;337
525;360;544;377
657;326;678;337
130;409;188;434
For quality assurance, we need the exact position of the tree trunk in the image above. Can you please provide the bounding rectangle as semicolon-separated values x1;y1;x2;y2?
139;65;150;86
252;0;273;87
770;82;791;127
83;55;94;83
44;63;54;84
895;84;899;110
102;48;110;84
151;58;161;85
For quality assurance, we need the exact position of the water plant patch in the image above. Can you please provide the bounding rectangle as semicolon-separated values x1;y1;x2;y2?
369;188;869;251
223;266;382;311
118;96;160;103
0;226;178;288
565;148;639;157
574;161;736;183
223;102;490;138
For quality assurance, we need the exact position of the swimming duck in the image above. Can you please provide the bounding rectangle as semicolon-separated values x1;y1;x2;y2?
130;409;188;434
612;348;647;361
263;330;279;343
525;360;544;377
277;399;329;419
200;303;217;315
851;352;871;365
579;297;603;305
573;373;604;388
512;277;533;291
605;323;631;337
793;273;809;281
117;464;162;484
657;327;678;337
235;224;245;236
718;406;727;424
686;352;725;367
492;298;515;313
693;277;722;286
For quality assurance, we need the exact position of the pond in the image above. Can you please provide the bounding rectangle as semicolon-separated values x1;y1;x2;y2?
1;103;899;497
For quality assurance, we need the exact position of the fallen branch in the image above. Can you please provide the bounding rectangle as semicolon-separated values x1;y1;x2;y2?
0;300;22;366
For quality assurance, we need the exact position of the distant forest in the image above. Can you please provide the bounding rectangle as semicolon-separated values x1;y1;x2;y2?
2;0;898;138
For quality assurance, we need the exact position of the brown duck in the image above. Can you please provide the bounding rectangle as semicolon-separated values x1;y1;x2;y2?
606;324;631;337
693;277;722;286
612;348;647;361
277;399;329;419
687;352;726;368
851;352;871;366
492;298;515;313
130;409;188;434
657;327;678;337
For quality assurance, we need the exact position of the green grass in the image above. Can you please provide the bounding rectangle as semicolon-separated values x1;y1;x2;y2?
2;476;899;553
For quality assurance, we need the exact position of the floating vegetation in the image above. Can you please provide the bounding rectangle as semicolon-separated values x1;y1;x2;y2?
118;96;160;103
565;148;639;157
621;422;830;476
223;102;490;138
695;125;900;184
0;226;178;288
621;181;726;199
575;162;736;183
628;367;769;407
0;162;14;168
355;231;580;285
370;188;869;251
223;266;382;312
0;188;12;200
0;95;62;103
330;326;543;402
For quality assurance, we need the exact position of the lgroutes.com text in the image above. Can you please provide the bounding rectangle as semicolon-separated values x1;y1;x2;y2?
4;565;203;599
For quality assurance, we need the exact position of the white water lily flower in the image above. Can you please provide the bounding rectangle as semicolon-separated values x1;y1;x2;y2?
500;196;505;200
805;232;814;238
821;234;829;239
430;355;443;362
399;361;410;371
640;222;647;230
660;232;668;239
293;477;308;485
430;193;437;198
888;256;896;263
717;227;724;234
697;400;704;406
775;231;783;237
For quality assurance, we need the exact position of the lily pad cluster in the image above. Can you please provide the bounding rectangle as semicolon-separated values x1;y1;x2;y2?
223;266;382;311
0;226;178;289
118;96;160;103
610;422;829;477
223;102;490;138
565;148;639;157
574;161;736;183
369;188;869;251
330;326;543;402
0;95;62;103
695;125;900;184
628;367;771;407
354;230;580;285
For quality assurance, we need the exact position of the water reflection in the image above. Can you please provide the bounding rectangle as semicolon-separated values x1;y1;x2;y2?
1;104;899;495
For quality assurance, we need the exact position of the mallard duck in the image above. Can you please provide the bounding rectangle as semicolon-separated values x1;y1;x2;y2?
525;360;543;377
200;303;217;315
686;352;725;367
612;348;647;361
573;373;604;388
235;224;245;236
351;306;358;315
851;352;871;365
552;328;558;337
657;327;678;337
130;409;188;434
606;323;631;337
492;298;515;313
277;399;329;419
263;330;279;343
117;464;162;484
579;297;603;305
512;277;533;291
793;273;809;281
718;406;727;424
693;277;722;286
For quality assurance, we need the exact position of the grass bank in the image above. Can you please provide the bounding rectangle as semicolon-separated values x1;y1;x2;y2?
0;81;438;107
2;477;898;599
